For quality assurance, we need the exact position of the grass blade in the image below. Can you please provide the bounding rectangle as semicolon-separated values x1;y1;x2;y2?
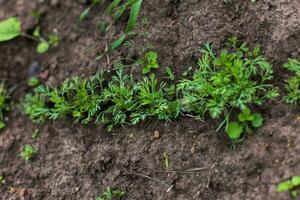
109;34;126;52
125;0;142;33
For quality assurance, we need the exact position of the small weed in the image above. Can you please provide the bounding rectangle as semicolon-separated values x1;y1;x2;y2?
27;77;40;87
277;176;300;199
96;187;125;200
79;0;104;21
31;129;40;139
283;59;300;105
32;26;59;54
20;145;37;161
142;51;159;74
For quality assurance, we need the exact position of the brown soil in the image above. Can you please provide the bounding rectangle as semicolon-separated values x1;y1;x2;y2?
0;0;300;199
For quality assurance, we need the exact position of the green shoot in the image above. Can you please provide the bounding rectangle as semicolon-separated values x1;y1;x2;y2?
27;77;40;87
0;176;5;186
21;145;37;161
32;129;40;139
79;0;105;21
0;83;9;130
142;51;159;74
96;187;125;200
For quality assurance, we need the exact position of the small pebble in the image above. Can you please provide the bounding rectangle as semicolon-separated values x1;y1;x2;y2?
154;130;160;139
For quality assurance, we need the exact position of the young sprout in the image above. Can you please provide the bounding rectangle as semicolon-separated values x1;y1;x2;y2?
21;145;37;161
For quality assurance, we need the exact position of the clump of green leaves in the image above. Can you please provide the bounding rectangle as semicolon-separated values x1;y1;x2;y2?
23;72;105;125
96;187;125;200
283;59;300;105
277;176;300;199
178;37;279;139
142;51;159;74
20;144;37;161
0;82;10;130
226;107;263;140
0;17;58;54
23;52;179;131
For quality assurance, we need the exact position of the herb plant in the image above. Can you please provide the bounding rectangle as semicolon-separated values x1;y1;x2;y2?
142;51;159;74
178;37;279;139
226;107;263;140
21;145;37;161
283;59;300;104
277;176;300;199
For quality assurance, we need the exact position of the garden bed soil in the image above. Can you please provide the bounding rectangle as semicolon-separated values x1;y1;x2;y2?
0;0;300;199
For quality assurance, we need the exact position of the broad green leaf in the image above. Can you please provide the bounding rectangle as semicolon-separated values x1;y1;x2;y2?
226;122;243;140
37;41;49;54
276;180;293;192
291;176;300;187
0;17;21;42
126;0;143;33
252;113;263;128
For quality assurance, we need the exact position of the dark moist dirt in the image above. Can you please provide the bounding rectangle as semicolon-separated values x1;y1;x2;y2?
0;0;300;199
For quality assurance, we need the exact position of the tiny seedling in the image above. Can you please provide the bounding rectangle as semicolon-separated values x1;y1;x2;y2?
165;67;175;81
79;0;104;21
0;17;59;54
20;145;37;161
277;176;300;199
96;187;125;200
27;77;40;87
163;152;170;170
31;129;40;139
142;51;159;74
0;176;5;185
32;26;59;54
226;107;263;140
283;59;300;105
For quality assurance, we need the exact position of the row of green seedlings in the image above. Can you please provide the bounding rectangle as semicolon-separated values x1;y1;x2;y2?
22;38;300;141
